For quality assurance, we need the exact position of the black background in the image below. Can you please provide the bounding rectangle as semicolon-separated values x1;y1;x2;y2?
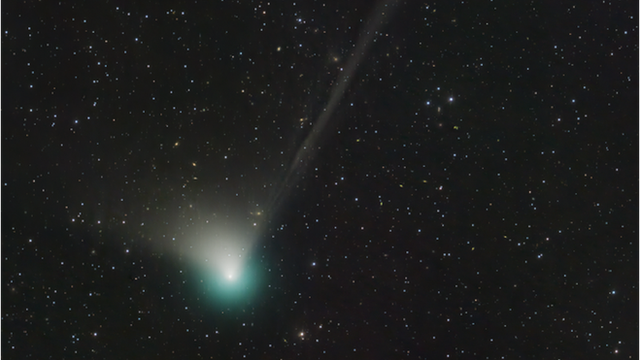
3;0;638;358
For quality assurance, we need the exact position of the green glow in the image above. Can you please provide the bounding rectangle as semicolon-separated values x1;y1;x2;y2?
196;256;263;306
178;215;265;307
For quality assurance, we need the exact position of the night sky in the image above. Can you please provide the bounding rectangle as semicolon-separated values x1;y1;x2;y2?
3;0;638;358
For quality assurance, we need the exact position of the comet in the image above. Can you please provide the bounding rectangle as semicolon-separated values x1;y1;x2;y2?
176;0;397;307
